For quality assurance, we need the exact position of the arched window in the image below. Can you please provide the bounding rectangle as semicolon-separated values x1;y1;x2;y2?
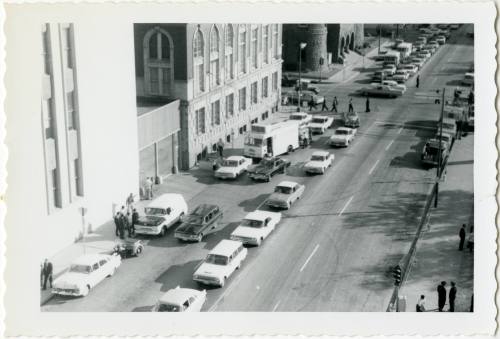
224;24;234;80
272;24;279;59
193;29;205;94
209;25;220;88
238;24;247;74
143;27;174;96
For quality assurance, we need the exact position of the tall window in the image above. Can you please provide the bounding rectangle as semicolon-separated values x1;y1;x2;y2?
193;30;205;94
262;77;268;98
272;72;278;92
225;25;234;80
211;100;221;126
251;82;258;104
251;27;258;69
239;87;247;111
238;25;247;74
272;24;279;58
144;28;173;96
210;26;220;88
263;25;269;64
195;107;206;135
226;93;234;117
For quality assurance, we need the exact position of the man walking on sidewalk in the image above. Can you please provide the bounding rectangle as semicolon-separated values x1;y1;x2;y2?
449;282;457;312
459;224;466;250
365;97;371;113
437;281;447;312
331;97;338;113
416;75;420;88
321;99;329;111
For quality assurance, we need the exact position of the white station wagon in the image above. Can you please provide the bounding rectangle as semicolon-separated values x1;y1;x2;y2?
304;151;334;174
329;127;357;147
193;239;247;287
214;156;253;179
52;254;121;297
230;210;282;246
154;286;206;312
266;181;305;209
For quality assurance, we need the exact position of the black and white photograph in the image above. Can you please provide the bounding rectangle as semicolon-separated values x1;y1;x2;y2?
2;1;497;337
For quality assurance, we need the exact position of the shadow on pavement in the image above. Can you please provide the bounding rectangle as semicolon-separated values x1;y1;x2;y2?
155;259;202;293
238;193;269;212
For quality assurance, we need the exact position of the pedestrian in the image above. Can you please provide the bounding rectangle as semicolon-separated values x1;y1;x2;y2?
212;159;219;171
331;97;338;113
348;98;354;113
365;97;371;113
114;212;121;236
119;213;126;239
126;211;133;237
131;208;139;236
437;281;447;312
449;282;457;312
416;295;426;312
470;294;474;312
126;193;134;212
456;119;463;140
217;139;224;158
145;177;154;200
321;99;329;111
467;230;474;252
42;258;53;290
416;75;420;88
308;98;315;111
459;224;466;250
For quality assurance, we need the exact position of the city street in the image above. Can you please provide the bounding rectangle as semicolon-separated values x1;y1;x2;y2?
42;25;473;312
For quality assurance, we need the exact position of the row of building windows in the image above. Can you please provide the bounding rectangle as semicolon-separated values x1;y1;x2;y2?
194;72;278;135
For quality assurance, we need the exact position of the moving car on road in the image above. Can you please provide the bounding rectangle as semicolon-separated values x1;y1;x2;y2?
284;90;325;106
344;111;361;128
52;254;121;297
154;286;207;312
398;64;418;76
392;70;410;83
214;156;252;179
266;181;305;210
230;210;282;246
288;112;313;127
360;84;404;98
304;151;334;174
329;127;357;147
248;156;291;182
193;239;248;287
309;115;334;134
174;204;223;242
135;194;188;237
421;139;448;168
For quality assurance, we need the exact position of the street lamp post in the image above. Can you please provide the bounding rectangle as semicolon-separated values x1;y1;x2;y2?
298;42;307;112
435;88;445;208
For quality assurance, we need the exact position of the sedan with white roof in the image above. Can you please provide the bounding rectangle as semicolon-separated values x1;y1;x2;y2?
329;127;356;147
309;115;334;134
266;181;305;209
230;210;282;246
398;64;418;76
392;70;410;83
304;151;334;174
214;156;252;179
154;286;206;312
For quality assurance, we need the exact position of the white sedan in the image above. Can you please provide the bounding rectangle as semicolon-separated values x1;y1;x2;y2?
154;286;206;312
382;64;396;76
266;181;305;209
304;151;334;174
214;156;252;179
309;115;334;134
392;70;409;83
52;254;121;297
398;64;418;76
230;210;282;246
329;127;357;147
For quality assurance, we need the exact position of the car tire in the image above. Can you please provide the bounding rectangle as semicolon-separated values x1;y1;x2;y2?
81;285;90;297
266;175;271;182
220;277;227;288
197;234;203;243
160;227;167;237
136;246;143;255
256;238;263;247
287;145;294;153
321;168;325;174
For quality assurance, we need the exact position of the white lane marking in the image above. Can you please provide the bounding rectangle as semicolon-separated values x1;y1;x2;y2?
369;159;380;175
397;127;403;134
339;196;354;216
272;300;281;312
300;244;320;272
385;139;395;151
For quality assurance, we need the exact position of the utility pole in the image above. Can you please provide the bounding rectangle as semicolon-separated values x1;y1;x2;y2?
378;25;382;55
297;42;307;112
435;88;445;208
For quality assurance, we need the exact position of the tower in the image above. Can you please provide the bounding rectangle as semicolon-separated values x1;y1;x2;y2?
304;24;328;72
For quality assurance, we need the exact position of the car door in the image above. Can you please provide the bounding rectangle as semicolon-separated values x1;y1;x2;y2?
89;262;102;286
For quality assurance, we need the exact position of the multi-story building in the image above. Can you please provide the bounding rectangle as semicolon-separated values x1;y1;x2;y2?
134;24;283;170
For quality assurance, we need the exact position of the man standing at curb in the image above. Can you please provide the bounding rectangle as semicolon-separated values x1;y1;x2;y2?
437;281;447;312
416;75;420;88
42;259;53;290
331;96;338;113
348;98;354;113
459;224;466;250
365;97;371;113
449;282;457;312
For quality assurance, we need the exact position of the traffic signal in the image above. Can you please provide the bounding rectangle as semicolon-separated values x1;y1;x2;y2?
393;265;402;286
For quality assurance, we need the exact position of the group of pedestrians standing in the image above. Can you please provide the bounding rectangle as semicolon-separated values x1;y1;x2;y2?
416;281;458;312
114;196;139;239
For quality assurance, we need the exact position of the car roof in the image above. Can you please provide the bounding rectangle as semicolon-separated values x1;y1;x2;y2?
290;112;309;117
244;210;279;221
210;239;243;256
276;180;299;188
72;254;110;265
192;204;220;216
147;193;185;208
336;127;351;131
159;287;199;305
225;156;245;161
312;151;330;157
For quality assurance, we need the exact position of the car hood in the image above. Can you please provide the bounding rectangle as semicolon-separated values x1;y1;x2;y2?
330;134;348;141
253;166;273;174
305;160;325;168
176;223;202;235
232;226;265;239
54;272;86;288
195;263;227;277
268;192;291;201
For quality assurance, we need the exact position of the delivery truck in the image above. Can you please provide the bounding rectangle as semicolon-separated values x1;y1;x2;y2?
243;120;300;160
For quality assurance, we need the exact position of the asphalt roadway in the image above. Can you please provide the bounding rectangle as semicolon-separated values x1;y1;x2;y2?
42;25;473;312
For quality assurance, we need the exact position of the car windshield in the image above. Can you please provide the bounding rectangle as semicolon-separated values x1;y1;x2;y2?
311;155;325;161
241;218;264;228
335;129;348;135
69;264;91;274
260;159;274;167
290;115;305;120
137;215;165;226
157;303;182;312
312;118;327;123
205;254;229;265
274;186;292;194
144;207;166;216
222;160;239;167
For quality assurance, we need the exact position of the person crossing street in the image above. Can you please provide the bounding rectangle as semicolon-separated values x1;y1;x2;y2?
331;97;338;113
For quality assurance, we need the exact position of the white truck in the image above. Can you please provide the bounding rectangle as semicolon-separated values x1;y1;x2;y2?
244;120;300;159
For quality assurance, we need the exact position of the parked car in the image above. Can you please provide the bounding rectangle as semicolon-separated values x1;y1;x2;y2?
392;70;410;83
438;118;458;140
174;204;223;242
248;156;291;182
309;115;334;134
266;181;305;209
398;64;418;76
372;70;390;82
416;51;431;59
435;36;446;44
344;111;361;128
214;156;252;179
462;72;474;86
411;57;425;69
360;84;404;98
449;24;460;30
284;90;325;105
154;287;207;312
421;139;448;168
304;151;334;174
112;239;144;258
434;132;453;150
329;127;357;147
230;210;282;246
135;194;188;237
193;239;247;287
381;80;407;92
382;64;396;76
52;254;121;297
288;112;313;127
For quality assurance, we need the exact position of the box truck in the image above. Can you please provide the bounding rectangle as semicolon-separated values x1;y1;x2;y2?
244;120;300;159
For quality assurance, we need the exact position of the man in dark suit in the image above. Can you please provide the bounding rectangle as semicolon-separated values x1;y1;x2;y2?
114;212;121;236
437;281;447;312
449;281;457;312
459;224;466;250
131;208;139;237
42;259;53;290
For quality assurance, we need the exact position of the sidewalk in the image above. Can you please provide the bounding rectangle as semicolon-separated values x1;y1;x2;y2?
400;133;474;312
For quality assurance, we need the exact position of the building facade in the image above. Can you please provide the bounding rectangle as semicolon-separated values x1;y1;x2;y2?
282;24;364;71
134;24;283;170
